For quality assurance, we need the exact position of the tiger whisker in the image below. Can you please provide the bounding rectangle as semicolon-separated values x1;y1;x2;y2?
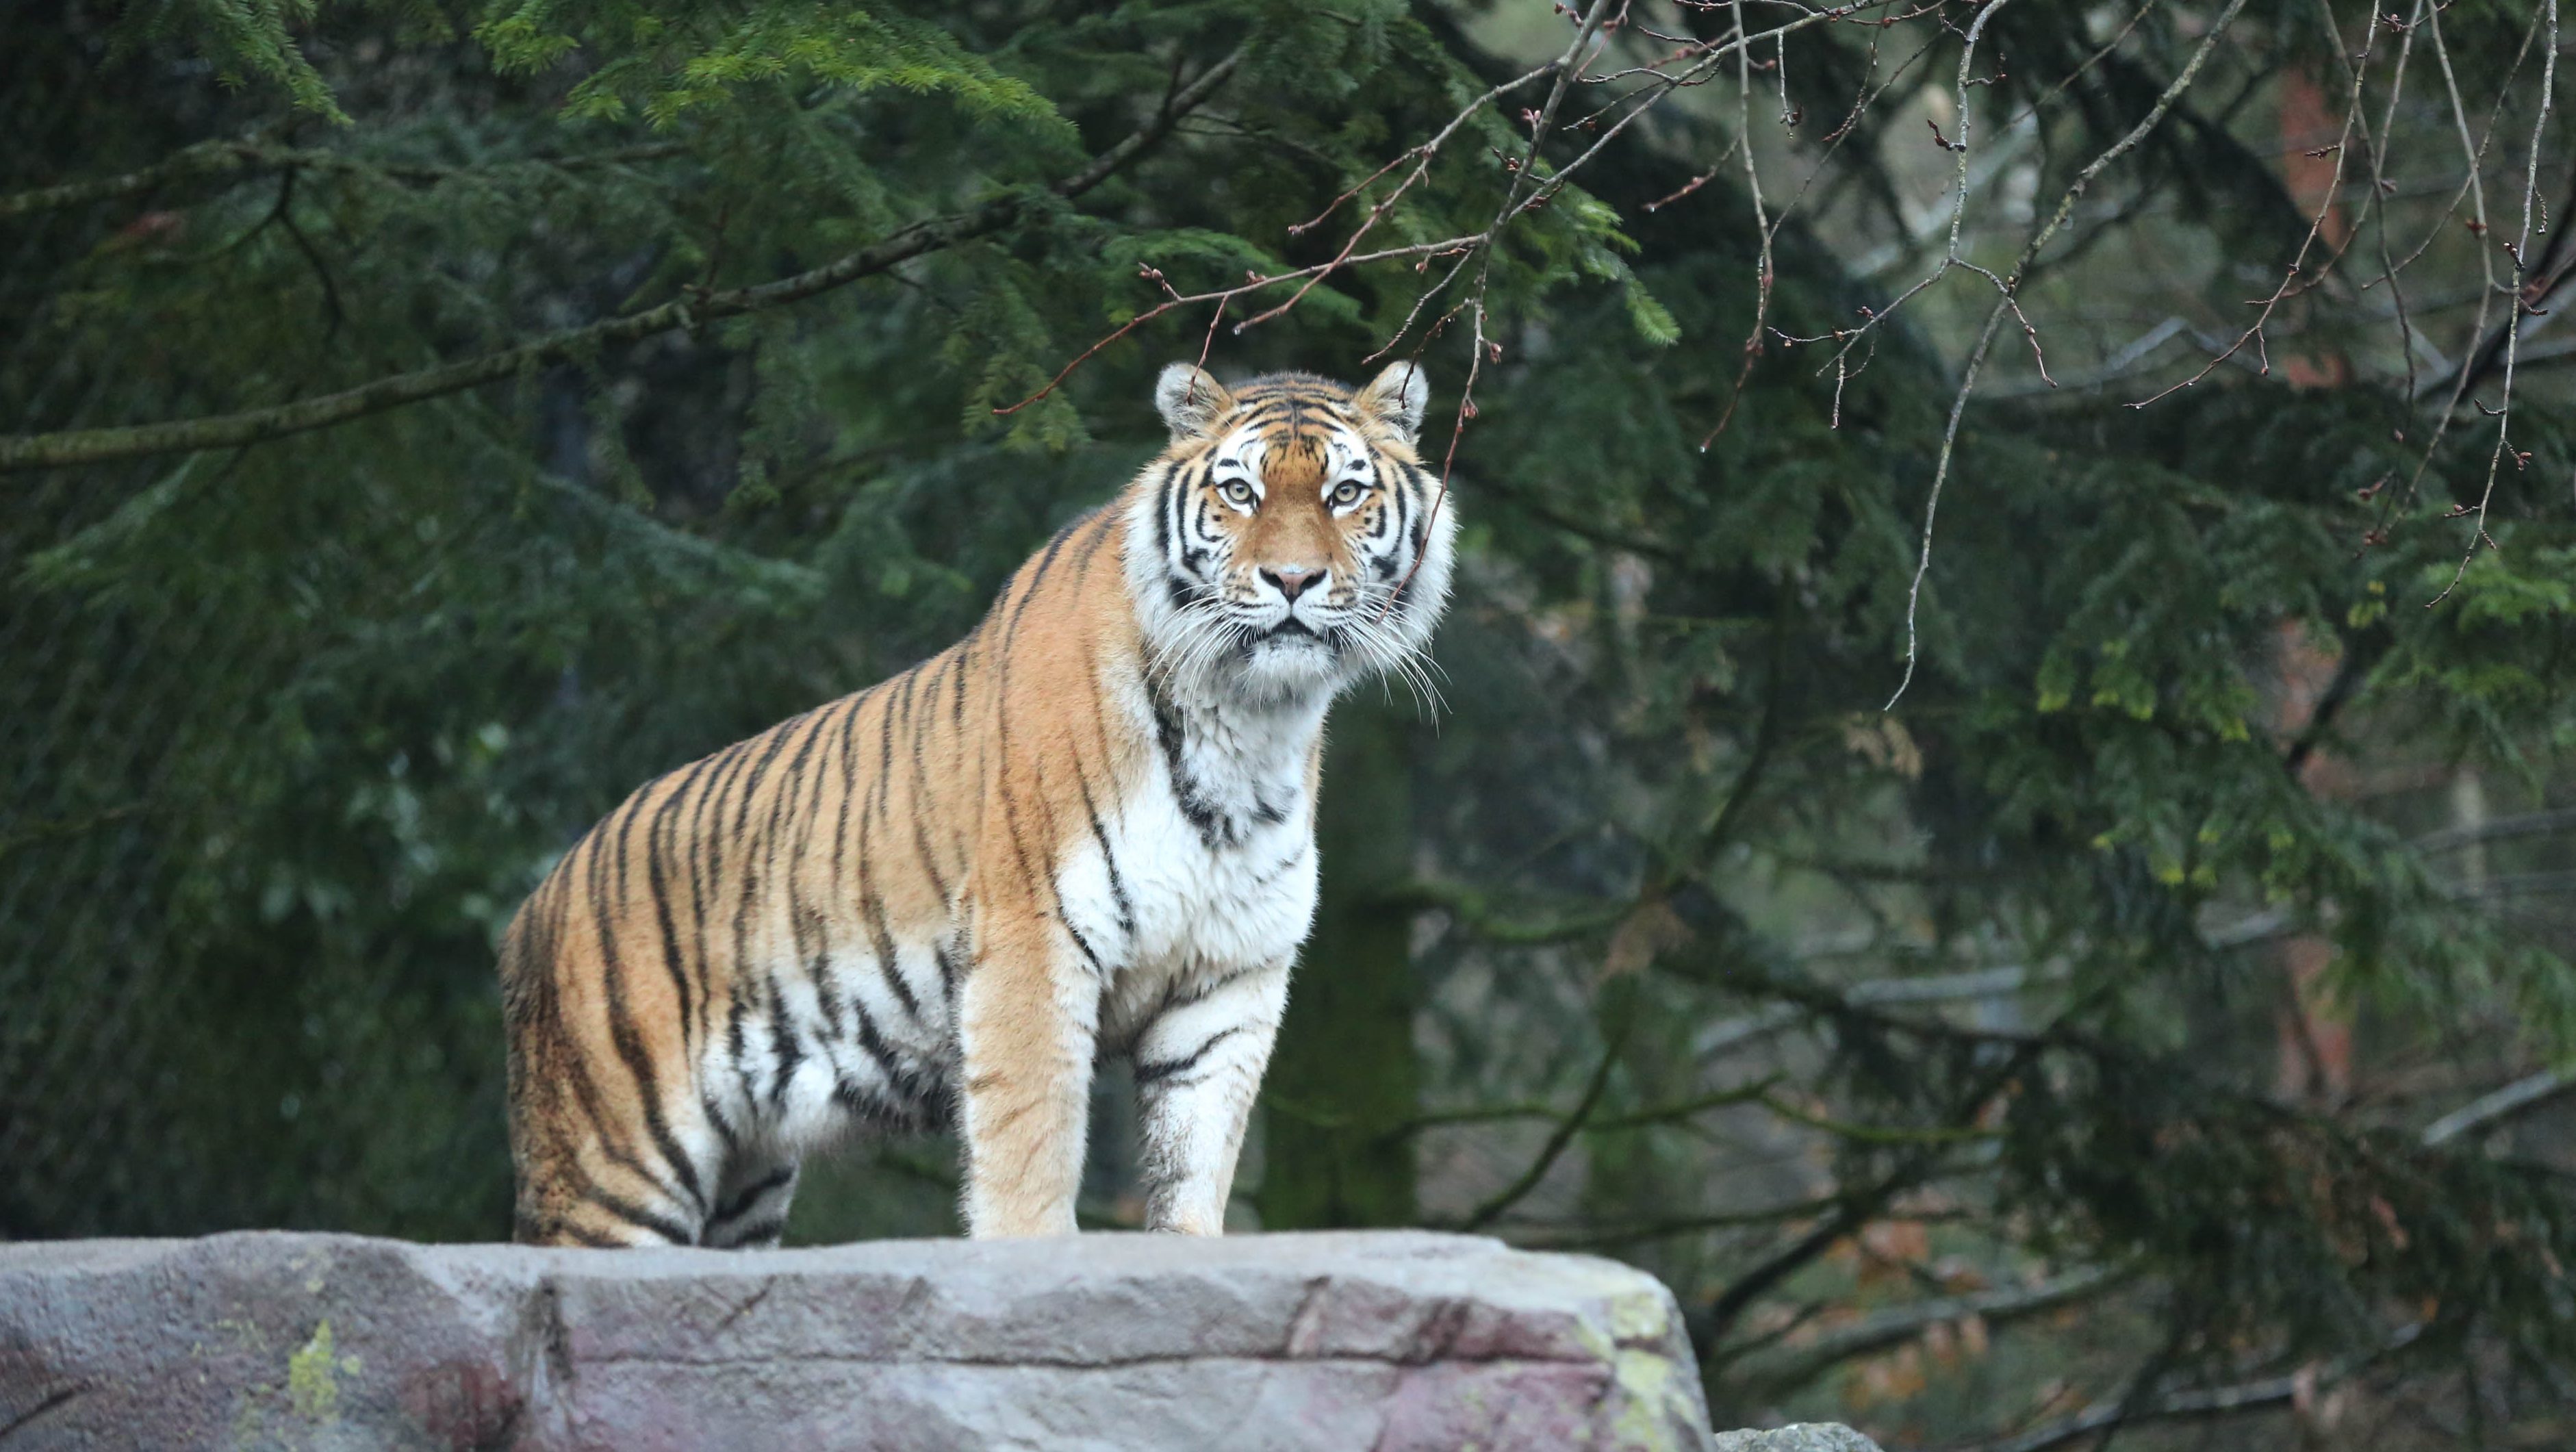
1169;607;1242;690
1150;598;1233;689
1336;608;1444;719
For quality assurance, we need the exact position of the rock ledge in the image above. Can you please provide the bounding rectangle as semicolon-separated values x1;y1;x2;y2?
0;1229;1772;1450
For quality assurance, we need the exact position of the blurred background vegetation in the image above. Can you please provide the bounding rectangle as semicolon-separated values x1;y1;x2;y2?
5;1;2575;1444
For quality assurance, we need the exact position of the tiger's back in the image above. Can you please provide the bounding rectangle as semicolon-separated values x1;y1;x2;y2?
501;360;1454;1245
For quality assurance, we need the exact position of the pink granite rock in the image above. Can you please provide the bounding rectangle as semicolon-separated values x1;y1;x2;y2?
0;1230;1723;1451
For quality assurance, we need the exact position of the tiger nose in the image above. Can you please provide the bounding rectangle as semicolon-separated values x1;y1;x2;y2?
1262;565;1324;602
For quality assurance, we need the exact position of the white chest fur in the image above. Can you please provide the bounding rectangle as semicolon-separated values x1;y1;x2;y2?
1061;672;1326;1044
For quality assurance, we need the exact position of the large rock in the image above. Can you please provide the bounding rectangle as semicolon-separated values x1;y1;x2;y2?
0;1229;1728;1451
1714;1429;1883;1452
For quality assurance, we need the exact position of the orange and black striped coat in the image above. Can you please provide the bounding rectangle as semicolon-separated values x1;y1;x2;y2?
500;360;1453;1245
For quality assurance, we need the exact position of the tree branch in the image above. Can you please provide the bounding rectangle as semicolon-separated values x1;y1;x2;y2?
0;136;272;220
1954;1323;2425;1452
1375;879;1631;944
1449;1017;1630;1232
2411;806;2576;856
0;48;1244;474
1511;1195;1843;1252
1394;1078;1774;1141
1696;1026;2050;1351
2421;1066;2576;1145
1742;1266;2126;1397
0;137;684;221
1695;963;2059;1060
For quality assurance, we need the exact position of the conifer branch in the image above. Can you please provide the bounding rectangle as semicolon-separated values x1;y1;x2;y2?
1742;1266;2126;1397
1374;879;1631;943
1512;1198;1843;1253
1956;1323;2427;1452
1696;1153;1957;1350
0;136;275;220
2419;1066;2576;1145
1451;1021;1628;1232
0;138;685;220
1391;1077;1776;1142
1007;1;1885;416
0;47;1245;475
1698;1037;2045;1350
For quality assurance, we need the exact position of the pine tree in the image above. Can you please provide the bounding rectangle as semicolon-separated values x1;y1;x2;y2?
4;3;2572;1444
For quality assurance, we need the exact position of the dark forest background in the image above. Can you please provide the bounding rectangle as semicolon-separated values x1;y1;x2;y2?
5;1;2575;1445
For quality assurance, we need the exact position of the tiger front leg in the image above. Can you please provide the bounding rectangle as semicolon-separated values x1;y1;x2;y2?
1132;961;1290;1235
957;911;1101;1238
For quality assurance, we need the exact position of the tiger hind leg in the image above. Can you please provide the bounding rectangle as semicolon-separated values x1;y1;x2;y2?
701;1154;802;1248
504;1053;719;1247
511;1144;710;1247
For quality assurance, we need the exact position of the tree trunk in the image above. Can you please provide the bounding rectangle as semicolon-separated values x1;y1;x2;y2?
1255;697;1418;1228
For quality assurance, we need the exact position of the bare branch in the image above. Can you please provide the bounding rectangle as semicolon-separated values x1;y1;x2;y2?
1883;0;2253;708
2434;0;2558;603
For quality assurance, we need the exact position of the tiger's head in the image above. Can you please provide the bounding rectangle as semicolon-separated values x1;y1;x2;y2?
1125;360;1458;704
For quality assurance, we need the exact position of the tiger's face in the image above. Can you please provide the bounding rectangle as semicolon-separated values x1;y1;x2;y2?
1127;361;1457;702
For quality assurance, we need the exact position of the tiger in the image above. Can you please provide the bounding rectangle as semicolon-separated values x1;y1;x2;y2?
499;359;1455;1246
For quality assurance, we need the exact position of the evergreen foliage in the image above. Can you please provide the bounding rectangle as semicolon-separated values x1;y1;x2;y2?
4;1;2573;1442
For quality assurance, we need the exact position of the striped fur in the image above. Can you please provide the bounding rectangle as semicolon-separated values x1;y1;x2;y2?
501;360;1455;1245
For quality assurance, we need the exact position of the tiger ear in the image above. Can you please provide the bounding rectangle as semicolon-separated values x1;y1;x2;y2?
1354;360;1431;443
1155;363;1235;440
